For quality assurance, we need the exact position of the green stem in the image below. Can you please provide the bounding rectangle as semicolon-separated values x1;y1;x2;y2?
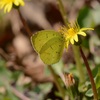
79;46;98;100
57;0;85;83
57;0;69;26
68;87;74;100
48;65;65;99
72;45;85;83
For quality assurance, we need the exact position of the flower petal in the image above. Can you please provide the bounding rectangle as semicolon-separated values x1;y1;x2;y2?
14;0;24;6
70;38;74;44
74;35;78;42
80;28;94;31
65;41;69;49
14;0;19;6
0;3;4;9
0;0;25;13
4;3;12;13
78;31;86;36
7;3;12;12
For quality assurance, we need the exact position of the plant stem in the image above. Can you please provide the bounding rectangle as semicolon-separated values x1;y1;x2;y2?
18;9;32;37
57;0;85;83
48;65;65;99
57;0;69;27
72;46;85;83
68;87;74;100
79;46;98;100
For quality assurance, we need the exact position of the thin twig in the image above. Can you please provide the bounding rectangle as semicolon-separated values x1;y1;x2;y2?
18;9;32;37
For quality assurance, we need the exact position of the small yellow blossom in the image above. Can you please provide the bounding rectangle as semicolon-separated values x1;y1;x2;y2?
59;22;93;48
0;0;24;13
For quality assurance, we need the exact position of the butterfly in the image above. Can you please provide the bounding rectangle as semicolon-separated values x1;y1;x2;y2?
31;30;64;64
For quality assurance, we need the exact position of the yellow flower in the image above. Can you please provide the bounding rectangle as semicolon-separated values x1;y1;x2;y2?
0;0;24;13
59;22;93;48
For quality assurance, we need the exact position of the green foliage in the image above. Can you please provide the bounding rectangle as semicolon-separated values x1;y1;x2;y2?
85;89;93;97
0;59;19;100
0;58;53;100
98;88;100;99
95;67;100;89
78;5;100;28
77;6;94;28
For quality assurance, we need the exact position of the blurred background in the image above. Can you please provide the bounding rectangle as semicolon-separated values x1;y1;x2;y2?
0;0;100;100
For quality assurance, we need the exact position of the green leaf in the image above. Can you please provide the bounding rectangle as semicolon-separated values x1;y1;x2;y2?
91;5;100;25
96;75;100;89
77;6;94;28
31;30;64;64
92;64;99;77
38;83;52;93
52;60;63;75
78;5;100;28
95;67;100;89
85;89;93;97
98;87;100;99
